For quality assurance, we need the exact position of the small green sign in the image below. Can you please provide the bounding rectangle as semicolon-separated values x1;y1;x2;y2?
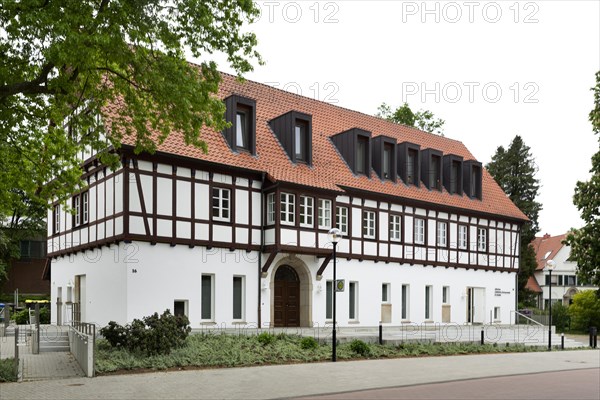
336;279;345;292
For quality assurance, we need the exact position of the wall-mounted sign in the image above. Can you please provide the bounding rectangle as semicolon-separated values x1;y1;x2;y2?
336;279;345;292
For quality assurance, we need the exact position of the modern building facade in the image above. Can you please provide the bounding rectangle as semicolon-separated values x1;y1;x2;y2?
529;233;597;309
48;72;528;328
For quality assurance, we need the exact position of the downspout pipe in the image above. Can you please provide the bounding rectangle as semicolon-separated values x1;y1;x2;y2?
258;172;266;328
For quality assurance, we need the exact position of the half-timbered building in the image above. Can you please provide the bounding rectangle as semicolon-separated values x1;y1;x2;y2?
48;72;528;328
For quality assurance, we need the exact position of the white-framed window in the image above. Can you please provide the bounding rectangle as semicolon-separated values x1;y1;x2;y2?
401;284;410;320
326;280;333;319
382;283;390;303
266;193;275;224
318;199;332;229
458;225;468;249
494;306;501;321
74;195;81;227
414;218;425;245
389;214;401;241
82;192;88;224
363;210;376;239
233;276;245;320
174;300;189;318
349;281;358;320
425;285;433;320
477;227;487;252
280;192;295;225
336;206;348;235
300;196;314;227
201;274;215;320
212;188;230;222
437;221;447;247
53;204;60;234
442;286;449;304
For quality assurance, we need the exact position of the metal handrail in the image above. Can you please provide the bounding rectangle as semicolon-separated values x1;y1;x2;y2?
514;311;544;326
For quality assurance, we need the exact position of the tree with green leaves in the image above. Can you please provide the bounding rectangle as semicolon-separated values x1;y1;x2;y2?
377;102;445;135
0;0;262;288
566;71;600;289
486;135;542;305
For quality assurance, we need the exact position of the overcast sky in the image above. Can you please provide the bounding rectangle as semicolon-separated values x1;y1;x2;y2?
201;0;600;236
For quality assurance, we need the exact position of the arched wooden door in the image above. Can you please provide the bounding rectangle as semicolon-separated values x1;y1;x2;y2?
273;265;300;327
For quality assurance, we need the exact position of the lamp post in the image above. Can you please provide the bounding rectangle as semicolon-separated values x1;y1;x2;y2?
546;259;556;350
328;228;342;362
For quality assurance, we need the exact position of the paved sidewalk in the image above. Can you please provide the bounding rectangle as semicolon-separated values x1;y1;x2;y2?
1;350;598;399
21;352;85;381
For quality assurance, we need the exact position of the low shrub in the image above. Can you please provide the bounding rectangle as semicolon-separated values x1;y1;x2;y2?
300;336;318;350
12;309;29;325
569;290;600;331
552;302;570;332
99;310;191;355
257;332;275;346
0;358;17;382
349;339;371;356
39;307;50;324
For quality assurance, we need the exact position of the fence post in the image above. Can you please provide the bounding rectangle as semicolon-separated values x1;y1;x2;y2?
561;333;564;350
378;323;383;345
480;329;484;345
14;326;19;378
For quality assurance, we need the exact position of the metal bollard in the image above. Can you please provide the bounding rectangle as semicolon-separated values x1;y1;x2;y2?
481;329;484;345
561;333;564;350
378;324;383;345
590;327;597;348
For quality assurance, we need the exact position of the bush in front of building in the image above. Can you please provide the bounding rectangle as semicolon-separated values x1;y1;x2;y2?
99;309;191;355
11;309;29;324
568;290;600;332
299;336;319;350
349;339;371;356
551;303;570;332
256;332;276;346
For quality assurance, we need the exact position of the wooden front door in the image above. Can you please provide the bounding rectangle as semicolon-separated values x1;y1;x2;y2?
273;265;300;327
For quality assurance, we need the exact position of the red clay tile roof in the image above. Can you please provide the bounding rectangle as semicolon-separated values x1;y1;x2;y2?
525;276;543;293
531;233;568;271
109;71;528;222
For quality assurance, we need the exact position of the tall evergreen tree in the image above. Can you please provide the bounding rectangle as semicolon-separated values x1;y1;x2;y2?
565;71;600;289
486;136;542;305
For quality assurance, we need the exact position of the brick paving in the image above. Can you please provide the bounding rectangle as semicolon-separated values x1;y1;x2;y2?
21;352;85;381
0;349;598;400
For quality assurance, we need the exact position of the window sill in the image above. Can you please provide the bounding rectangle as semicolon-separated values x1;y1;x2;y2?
232;321;247;325
401;320;412;324
200;321;217;326
348;320;360;324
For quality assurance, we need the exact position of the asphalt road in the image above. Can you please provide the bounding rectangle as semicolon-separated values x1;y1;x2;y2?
296;368;600;400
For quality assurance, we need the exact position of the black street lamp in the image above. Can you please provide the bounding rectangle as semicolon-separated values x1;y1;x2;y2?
546;259;556;350
328;228;342;362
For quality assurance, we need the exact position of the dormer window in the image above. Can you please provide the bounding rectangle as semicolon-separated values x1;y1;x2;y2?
398;142;420;186
223;95;256;155
421;149;443;191
294;121;308;162
443;154;463;195
331;128;372;176
356;136;368;174
372;136;397;181
235;105;252;151
270;111;313;165
463;160;483;199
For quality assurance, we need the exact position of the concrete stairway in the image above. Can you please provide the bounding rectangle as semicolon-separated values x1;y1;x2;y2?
39;326;70;352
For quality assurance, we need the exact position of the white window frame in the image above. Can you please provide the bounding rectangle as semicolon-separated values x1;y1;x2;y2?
82;192;89;224
363;210;376;239
201;274;215;321
54;205;60;234
414;218;425;245
212;188;231;222
232;275;245;321
266;193;275;225
300;196;314;227
442;286;449;304
382;283;390;303
280;192;295;225
389;214;401;242
477;227;487;252
318;199;332;229
437;221;447;247
494;306;501;321
425;285;433;320
349;281;358;321
458;225;468;250
74;195;81;227
336;206;348;235
401;284;410;320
